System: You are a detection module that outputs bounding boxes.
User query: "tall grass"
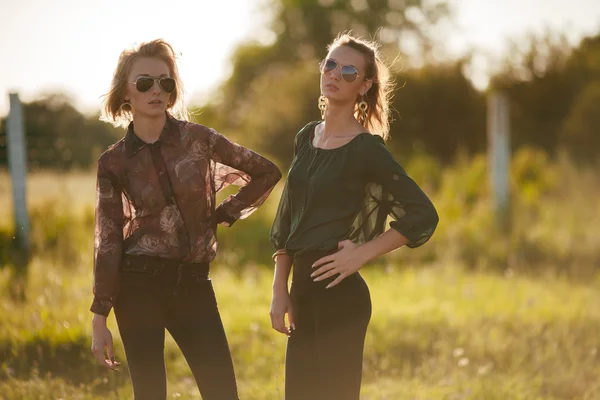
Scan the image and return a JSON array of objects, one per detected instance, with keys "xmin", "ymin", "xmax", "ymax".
[
  {"xmin": 2, "ymin": 147, "xmax": 598, "ymax": 278},
  {"xmin": 0, "ymin": 150, "xmax": 599, "ymax": 399}
]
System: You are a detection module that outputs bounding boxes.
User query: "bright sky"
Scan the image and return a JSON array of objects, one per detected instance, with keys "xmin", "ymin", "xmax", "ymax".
[
  {"xmin": 0, "ymin": 0, "xmax": 271, "ymax": 117},
  {"xmin": 1, "ymin": 0, "xmax": 599, "ymax": 117}
]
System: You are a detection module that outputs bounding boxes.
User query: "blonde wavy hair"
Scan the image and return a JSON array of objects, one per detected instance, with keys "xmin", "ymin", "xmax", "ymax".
[
  {"xmin": 100, "ymin": 39, "xmax": 189, "ymax": 128},
  {"xmin": 327, "ymin": 33, "xmax": 395, "ymax": 141}
]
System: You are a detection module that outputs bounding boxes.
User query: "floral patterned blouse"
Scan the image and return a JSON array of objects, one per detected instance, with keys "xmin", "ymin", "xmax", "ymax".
[{"xmin": 91, "ymin": 114, "xmax": 282, "ymax": 316}]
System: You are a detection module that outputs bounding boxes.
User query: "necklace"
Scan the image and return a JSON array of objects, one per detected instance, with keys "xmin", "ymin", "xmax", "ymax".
[{"xmin": 315, "ymin": 128, "xmax": 360, "ymax": 140}]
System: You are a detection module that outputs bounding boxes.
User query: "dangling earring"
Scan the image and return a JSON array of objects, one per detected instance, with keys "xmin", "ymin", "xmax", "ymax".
[
  {"xmin": 120, "ymin": 99, "xmax": 132, "ymax": 113},
  {"xmin": 358, "ymin": 95, "xmax": 368, "ymax": 124},
  {"xmin": 318, "ymin": 94, "xmax": 327, "ymax": 120}
]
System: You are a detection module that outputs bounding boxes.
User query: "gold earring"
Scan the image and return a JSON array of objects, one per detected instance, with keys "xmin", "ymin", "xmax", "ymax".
[
  {"xmin": 318, "ymin": 94, "xmax": 327, "ymax": 120},
  {"xmin": 120, "ymin": 99, "xmax": 132, "ymax": 113},
  {"xmin": 358, "ymin": 96, "xmax": 368, "ymax": 124}
]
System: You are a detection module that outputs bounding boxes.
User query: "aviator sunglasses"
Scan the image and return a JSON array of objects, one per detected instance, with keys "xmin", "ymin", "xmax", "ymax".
[
  {"xmin": 130, "ymin": 76, "xmax": 176, "ymax": 93},
  {"xmin": 319, "ymin": 58, "xmax": 361, "ymax": 83}
]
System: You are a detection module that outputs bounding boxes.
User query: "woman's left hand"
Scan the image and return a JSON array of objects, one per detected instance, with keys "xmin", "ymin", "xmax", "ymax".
[{"xmin": 311, "ymin": 240, "xmax": 364, "ymax": 288}]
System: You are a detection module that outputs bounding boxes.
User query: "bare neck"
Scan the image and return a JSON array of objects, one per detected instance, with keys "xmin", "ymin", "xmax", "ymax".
[
  {"xmin": 132, "ymin": 112, "xmax": 167, "ymax": 143},
  {"xmin": 322, "ymin": 101, "xmax": 363, "ymax": 138}
]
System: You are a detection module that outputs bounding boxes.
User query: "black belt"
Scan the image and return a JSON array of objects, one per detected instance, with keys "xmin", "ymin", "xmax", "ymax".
[{"xmin": 121, "ymin": 254, "xmax": 209, "ymax": 296}]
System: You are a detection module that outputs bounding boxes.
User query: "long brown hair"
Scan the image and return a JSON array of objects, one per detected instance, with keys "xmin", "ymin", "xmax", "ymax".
[
  {"xmin": 327, "ymin": 33, "xmax": 395, "ymax": 141},
  {"xmin": 100, "ymin": 39, "xmax": 189, "ymax": 128}
]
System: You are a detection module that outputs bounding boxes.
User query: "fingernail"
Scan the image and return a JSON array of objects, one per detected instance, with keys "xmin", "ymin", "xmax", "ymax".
[{"xmin": 292, "ymin": 323, "xmax": 296, "ymax": 330}]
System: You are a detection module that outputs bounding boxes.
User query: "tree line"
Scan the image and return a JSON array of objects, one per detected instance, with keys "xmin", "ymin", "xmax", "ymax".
[{"xmin": 1, "ymin": 1, "xmax": 598, "ymax": 170}]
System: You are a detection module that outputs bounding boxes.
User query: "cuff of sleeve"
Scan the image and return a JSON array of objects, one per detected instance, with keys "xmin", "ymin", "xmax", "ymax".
[
  {"xmin": 215, "ymin": 206, "xmax": 237, "ymax": 227},
  {"xmin": 90, "ymin": 297, "xmax": 113, "ymax": 317},
  {"xmin": 390, "ymin": 222, "xmax": 426, "ymax": 249}
]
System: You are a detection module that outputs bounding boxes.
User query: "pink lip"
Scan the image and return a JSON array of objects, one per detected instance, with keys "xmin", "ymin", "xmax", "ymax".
[
  {"xmin": 148, "ymin": 100, "xmax": 163, "ymax": 105},
  {"xmin": 325, "ymin": 83, "xmax": 339, "ymax": 91}
]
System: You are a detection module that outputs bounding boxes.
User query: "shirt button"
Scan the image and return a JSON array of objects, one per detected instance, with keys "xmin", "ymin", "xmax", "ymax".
[{"xmin": 159, "ymin": 170, "xmax": 165, "ymax": 176}]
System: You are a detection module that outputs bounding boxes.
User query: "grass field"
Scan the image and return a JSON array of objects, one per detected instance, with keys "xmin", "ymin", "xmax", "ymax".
[{"xmin": 0, "ymin": 150, "xmax": 599, "ymax": 399}]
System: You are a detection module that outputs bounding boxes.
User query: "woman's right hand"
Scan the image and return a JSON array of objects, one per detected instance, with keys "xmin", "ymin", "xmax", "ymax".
[
  {"xmin": 91, "ymin": 314, "xmax": 120, "ymax": 370},
  {"xmin": 270, "ymin": 289, "xmax": 295, "ymax": 336}
]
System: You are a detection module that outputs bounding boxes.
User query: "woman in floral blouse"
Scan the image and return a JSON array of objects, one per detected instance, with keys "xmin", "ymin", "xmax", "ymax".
[
  {"xmin": 269, "ymin": 33, "xmax": 439, "ymax": 399},
  {"xmin": 90, "ymin": 39, "xmax": 281, "ymax": 400}
]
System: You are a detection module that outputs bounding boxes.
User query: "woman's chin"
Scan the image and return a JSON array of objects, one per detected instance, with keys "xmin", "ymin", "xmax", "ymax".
[
  {"xmin": 321, "ymin": 89, "xmax": 338, "ymax": 99},
  {"xmin": 322, "ymin": 93, "xmax": 352, "ymax": 105},
  {"xmin": 138, "ymin": 107, "xmax": 167, "ymax": 117}
]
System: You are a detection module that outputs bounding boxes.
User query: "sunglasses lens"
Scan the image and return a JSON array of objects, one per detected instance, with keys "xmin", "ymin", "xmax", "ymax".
[
  {"xmin": 341, "ymin": 66, "xmax": 358, "ymax": 83},
  {"xmin": 322, "ymin": 59, "xmax": 337, "ymax": 73},
  {"xmin": 160, "ymin": 78, "xmax": 176, "ymax": 93},
  {"xmin": 136, "ymin": 78, "xmax": 155, "ymax": 92}
]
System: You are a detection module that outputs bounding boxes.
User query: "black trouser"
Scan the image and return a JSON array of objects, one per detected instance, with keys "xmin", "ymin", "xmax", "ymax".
[
  {"xmin": 286, "ymin": 249, "xmax": 372, "ymax": 400},
  {"xmin": 113, "ymin": 255, "xmax": 239, "ymax": 400}
]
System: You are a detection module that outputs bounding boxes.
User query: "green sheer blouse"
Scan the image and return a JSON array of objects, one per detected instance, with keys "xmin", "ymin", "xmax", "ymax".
[{"xmin": 270, "ymin": 121, "xmax": 439, "ymax": 256}]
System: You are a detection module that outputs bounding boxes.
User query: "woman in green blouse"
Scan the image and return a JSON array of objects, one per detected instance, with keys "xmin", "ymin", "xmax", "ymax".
[{"xmin": 269, "ymin": 33, "xmax": 439, "ymax": 399}]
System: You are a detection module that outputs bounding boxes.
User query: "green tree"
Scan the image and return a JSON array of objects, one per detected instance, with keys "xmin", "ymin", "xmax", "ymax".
[
  {"xmin": 560, "ymin": 80, "xmax": 600, "ymax": 161},
  {"xmin": 389, "ymin": 59, "xmax": 486, "ymax": 162},
  {"xmin": 491, "ymin": 32, "xmax": 600, "ymax": 158},
  {"xmin": 198, "ymin": 0, "xmax": 453, "ymax": 166},
  {"xmin": 0, "ymin": 93, "xmax": 122, "ymax": 170}
]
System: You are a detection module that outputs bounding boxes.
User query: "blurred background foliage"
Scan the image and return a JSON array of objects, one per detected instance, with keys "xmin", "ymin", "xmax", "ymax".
[
  {"xmin": 1, "ymin": 1, "xmax": 599, "ymax": 398},
  {"xmin": 2, "ymin": 1, "xmax": 600, "ymax": 170}
]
